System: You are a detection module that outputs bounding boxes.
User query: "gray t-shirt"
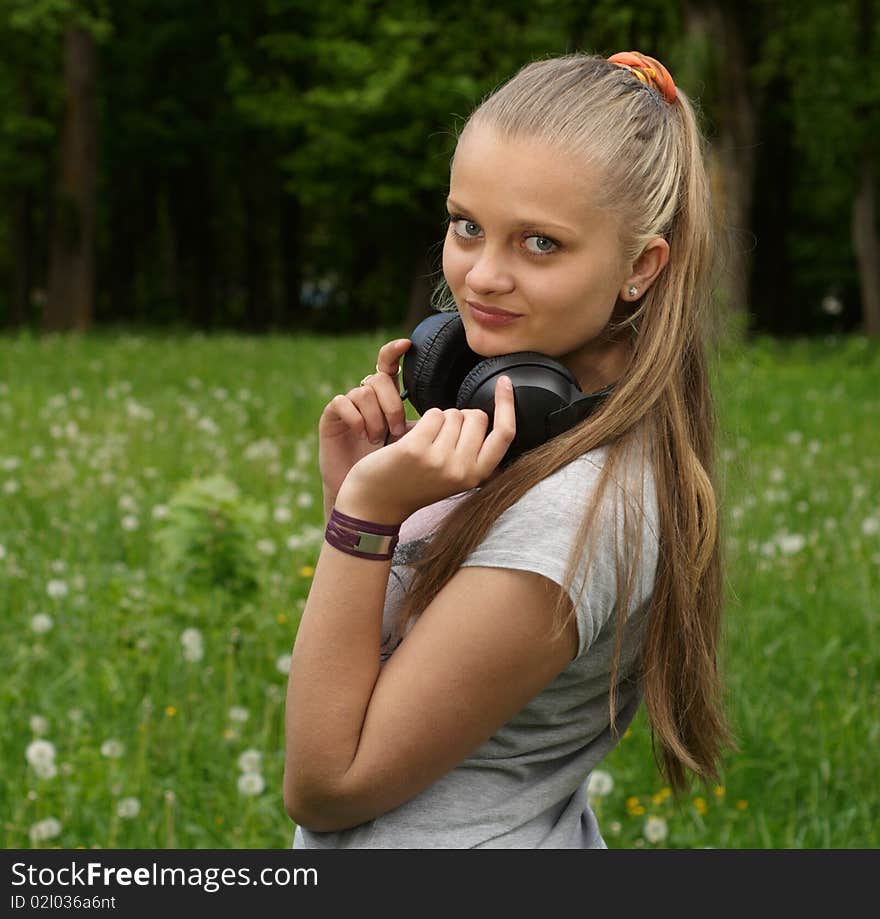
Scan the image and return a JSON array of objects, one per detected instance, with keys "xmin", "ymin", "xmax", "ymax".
[{"xmin": 293, "ymin": 442, "xmax": 659, "ymax": 849}]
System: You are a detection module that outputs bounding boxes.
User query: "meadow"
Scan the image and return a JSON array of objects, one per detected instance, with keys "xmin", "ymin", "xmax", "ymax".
[{"xmin": 1, "ymin": 329, "xmax": 878, "ymax": 849}]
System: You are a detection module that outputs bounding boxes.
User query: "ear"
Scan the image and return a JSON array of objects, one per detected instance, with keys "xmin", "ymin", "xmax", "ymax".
[{"xmin": 621, "ymin": 238, "xmax": 670, "ymax": 300}]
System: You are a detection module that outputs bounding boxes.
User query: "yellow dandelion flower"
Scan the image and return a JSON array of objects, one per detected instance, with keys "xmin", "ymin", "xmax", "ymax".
[
  {"xmin": 736, "ymin": 800, "xmax": 749, "ymax": 810},
  {"xmin": 631, "ymin": 805, "xmax": 646, "ymax": 816},
  {"xmin": 215, "ymin": 816, "xmax": 224, "ymax": 825},
  {"xmin": 223, "ymin": 727, "xmax": 236, "ymax": 740},
  {"xmin": 660, "ymin": 787, "xmax": 671, "ymax": 800},
  {"xmin": 694, "ymin": 797, "xmax": 708, "ymax": 815},
  {"xmin": 298, "ymin": 565, "xmax": 315, "ymax": 578},
  {"xmin": 626, "ymin": 796, "xmax": 641, "ymax": 809},
  {"xmin": 164, "ymin": 705, "xmax": 177, "ymax": 718},
  {"xmin": 713, "ymin": 786, "xmax": 725, "ymax": 798},
  {"xmin": 652, "ymin": 793, "xmax": 665, "ymax": 805},
  {"xmin": 276, "ymin": 613, "xmax": 289, "ymax": 625}
]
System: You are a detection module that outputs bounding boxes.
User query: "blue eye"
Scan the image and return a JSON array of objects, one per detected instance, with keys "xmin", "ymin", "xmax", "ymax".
[
  {"xmin": 449, "ymin": 217, "xmax": 482, "ymax": 239},
  {"xmin": 525, "ymin": 236, "xmax": 558, "ymax": 254},
  {"xmin": 447, "ymin": 213, "xmax": 560, "ymax": 257}
]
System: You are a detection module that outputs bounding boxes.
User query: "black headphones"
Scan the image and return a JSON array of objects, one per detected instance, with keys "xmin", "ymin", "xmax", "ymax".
[{"xmin": 401, "ymin": 311, "xmax": 616, "ymax": 467}]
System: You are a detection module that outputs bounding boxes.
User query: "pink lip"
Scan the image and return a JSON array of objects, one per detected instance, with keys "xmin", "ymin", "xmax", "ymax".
[{"xmin": 466, "ymin": 300, "xmax": 521, "ymax": 317}]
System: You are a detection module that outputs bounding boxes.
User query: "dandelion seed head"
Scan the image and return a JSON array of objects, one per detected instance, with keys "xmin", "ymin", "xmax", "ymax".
[
  {"xmin": 644, "ymin": 816, "xmax": 668, "ymax": 844},
  {"xmin": 29, "ymin": 817, "xmax": 61, "ymax": 842},
  {"xmin": 586, "ymin": 769, "xmax": 614, "ymax": 798},
  {"xmin": 237, "ymin": 749, "xmax": 262, "ymax": 773},
  {"xmin": 26, "ymin": 739, "xmax": 57, "ymax": 768},
  {"xmin": 46, "ymin": 579, "xmax": 68, "ymax": 599},
  {"xmin": 237, "ymin": 772, "xmax": 266, "ymax": 796},
  {"xmin": 30, "ymin": 613, "xmax": 54, "ymax": 634},
  {"xmin": 862, "ymin": 516, "xmax": 879, "ymax": 537},
  {"xmin": 116, "ymin": 797, "xmax": 141, "ymax": 819},
  {"xmin": 33, "ymin": 760, "xmax": 58, "ymax": 779},
  {"xmin": 100, "ymin": 739, "xmax": 124, "ymax": 759}
]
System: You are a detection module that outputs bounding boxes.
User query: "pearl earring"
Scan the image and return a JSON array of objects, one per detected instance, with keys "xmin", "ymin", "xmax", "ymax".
[{"xmin": 628, "ymin": 286, "xmax": 638, "ymax": 298}]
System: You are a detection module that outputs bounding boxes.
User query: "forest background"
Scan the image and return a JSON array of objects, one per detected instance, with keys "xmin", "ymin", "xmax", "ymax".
[
  {"xmin": 1, "ymin": 0, "xmax": 878, "ymax": 339},
  {"xmin": 2, "ymin": 0, "xmax": 879, "ymax": 851}
]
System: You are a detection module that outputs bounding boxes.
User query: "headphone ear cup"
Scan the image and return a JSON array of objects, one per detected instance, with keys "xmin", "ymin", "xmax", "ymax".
[
  {"xmin": 457, "ymin": 353, "xmax": 582, "ymax": 462},
  {"xmin": 401, "ymin": 312, "xmax": 482, "ymax": 415}
]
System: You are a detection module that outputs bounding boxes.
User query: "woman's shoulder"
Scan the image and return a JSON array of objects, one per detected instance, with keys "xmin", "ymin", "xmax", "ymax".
[{"xmin": 506, "ymin": 438, "xmax": 658, "ymax": 539}]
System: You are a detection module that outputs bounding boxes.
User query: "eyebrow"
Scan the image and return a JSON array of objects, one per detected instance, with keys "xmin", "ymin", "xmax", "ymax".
[{"xmin": 445, "ymin": 198, "xmax": 578, "ymax": 234}]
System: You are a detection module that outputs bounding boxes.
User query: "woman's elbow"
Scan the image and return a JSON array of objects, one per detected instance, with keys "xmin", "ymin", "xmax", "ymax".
[{"xmin": 283, "ymin": 776, "xmax": 362, "ymax": 833}]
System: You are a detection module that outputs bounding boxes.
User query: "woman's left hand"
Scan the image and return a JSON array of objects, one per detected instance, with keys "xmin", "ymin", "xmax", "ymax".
[{"xmin": 335, "ymin": 375, "xmax": 516, "ymax": 525}]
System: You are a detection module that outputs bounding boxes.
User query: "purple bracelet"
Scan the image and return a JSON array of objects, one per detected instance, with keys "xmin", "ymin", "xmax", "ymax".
[{"xmin": 325, "ymin": 507, "xmax": 401, "ymax": 561}]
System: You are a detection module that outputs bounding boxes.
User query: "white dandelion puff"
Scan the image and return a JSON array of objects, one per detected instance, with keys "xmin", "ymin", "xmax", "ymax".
[
  {"xmin": 275, "ymin": 653, "xmax": 291, "ymax": 675},
  {"xmin": 586, "ymin": 769, "xmax": 614, "ymax": 798},
  {"xmin": 237, "ymin": 749, "xmax": 263, "ymax": 773},
  {"xmin": 644, "ymin": 815, "xmax": 669, "ymax": 844},
  {"xmin": 30, "ymin": 715, "xmax": 49, "ymax": 735},
  {"xmin": 30, "ymin": 613, "xmax": 54, "ymax": 634},
  {"xmin": 862, "ymin": 517, "xmax": 879, "ymax": 537},
  {"xmin": 181, "ymin": 628, "xmax": 204, "ymax": 663},
  {"xmin": 152, "ymin": 504, "xmax": 169, "ymax": 520},
  {"xmin": 296, "ymin": 492, "xmax": 314, "ymax": 508},
  {"xmin": 244, "ymin": 438, "xmax": 280, "ymax": 462},
  {"xmin": 26, "ymin": 739, "xmax": 57, "ymax": 768},
  {"xmin": 228, "ymin": 706, "xmax": 250, "ymax": 724},
  {"xmin": 237, "ymin": 771, "xmax": 265, "ymax": 796},
  {"xmin": 46, "ymin": 579, "xmax": 68, "ymax": 599},
  {"xmin": 116, "ymin": 797, "xmax": 141, "ymax": 819},
  {"xmin": 29, "ymin": 817, "xmax": 62, "ymax": 843},
  {"xmin": 273, "ymin": 506, "xmax": 293, "ymax": 524},
  {"xmin": 197, "ymin": 416, "xmax": 220, "ymax": 436},
  {"xmin": 777, "ymin": 533, "xmax": 806, "ymax": 556},
  {"xmin": 121, "ymin": 515, "xmax": 139, "ymax": 531},
  {"xmin": 256, "ymin": 539, "xmax": 277, "ymax": 556},
  {"xmin": 33, "ymin": 760, "xmax": 58, "ymax": 780},
  {"xmin": 100, "ymin": 739, "xmax": 124, "ymax": 759}
]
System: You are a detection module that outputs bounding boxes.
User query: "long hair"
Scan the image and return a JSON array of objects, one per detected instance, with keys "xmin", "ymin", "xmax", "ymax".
[{"xmin": 405, "ymin": 52, "xmax": 738, "ymax": 797}]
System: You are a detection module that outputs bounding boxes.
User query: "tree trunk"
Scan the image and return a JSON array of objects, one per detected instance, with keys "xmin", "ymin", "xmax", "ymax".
[
  {"xmin": 11, "ymin": 187, "xmax": 34, "ymax": 329},
  {"xmin": 404, "ymin": 239, "xmax": 440, "ymax": 333},
  {"xmin": 852, "ymin": 0, "xmax": 880, "ymax": 336},
  {"xmin": 45, "ymin": 25, "xmax": 98, "ymax": 332},
  {"xmin": 687, "ymin": 0, "xmax": 757, "ymax": 329},
  {"xmin": 280, "ymin": 191, "xmax": 303, "ymax": 330},
  {"xmin": 853, "ymin": 152, "xmax": 880, "ymax": 337}
]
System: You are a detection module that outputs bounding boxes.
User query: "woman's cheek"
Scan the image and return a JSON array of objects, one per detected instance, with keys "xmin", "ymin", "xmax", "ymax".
[{"xmin": 442, "ymin": 234, "xmax": 470, "ymax": 290}]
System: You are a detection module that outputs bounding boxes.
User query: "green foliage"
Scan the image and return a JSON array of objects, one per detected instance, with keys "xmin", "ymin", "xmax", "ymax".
[
  {"xmin": 0, "ymin": 330, "xmax": 878, "ymax": 847},
  {"xmin": 153, "ymin": 474, "xmax": 269, "ymax": 601},
  {"xmin": 0, "ymin": 0, "xmax": 878, "ymax": 331}
]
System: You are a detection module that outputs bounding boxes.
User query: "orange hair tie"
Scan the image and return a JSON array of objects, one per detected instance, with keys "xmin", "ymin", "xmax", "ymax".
[{"xmin": 607, "ymin": 51, "xmax": 677, "ymax": 104}]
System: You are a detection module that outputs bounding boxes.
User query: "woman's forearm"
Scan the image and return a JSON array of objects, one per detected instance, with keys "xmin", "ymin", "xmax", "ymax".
[{"xmin": 284, "ymin": 488, "xmax": 401, "ymax": 818}]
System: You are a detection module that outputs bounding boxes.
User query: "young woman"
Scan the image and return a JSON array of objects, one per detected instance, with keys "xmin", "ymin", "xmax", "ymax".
[{"xmin": 283, "ymin": 50, "xmax": 737, "ymax": 848}]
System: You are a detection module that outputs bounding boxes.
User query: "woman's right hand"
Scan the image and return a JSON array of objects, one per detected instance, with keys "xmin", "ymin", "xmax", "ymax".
[{"xmin": 318, "ymin": 338, "xmax": 416, "ymax": 500}]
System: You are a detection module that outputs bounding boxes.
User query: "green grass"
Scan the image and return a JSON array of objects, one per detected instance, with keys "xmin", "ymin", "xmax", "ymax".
[{"xmin": 1, "ymin": 329, "xmax": 878, "ymax": 849}]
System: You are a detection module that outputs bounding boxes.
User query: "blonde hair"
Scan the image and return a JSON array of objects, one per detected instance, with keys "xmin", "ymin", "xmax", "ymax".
[{"xmin": 412, "ymin": 52, "xmax": 738, "ymax": 797}]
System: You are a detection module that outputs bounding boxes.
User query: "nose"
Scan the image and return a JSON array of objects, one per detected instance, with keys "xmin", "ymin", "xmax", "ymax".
[{"xmin": 465, "ymin": 244, "xmax": 515, "ymax": 296}]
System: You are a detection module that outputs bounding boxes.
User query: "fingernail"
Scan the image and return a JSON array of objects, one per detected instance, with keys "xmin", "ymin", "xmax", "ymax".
[{"xmin": 500, "ymin": 376, "xmax": 512, "ymax": 389}]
